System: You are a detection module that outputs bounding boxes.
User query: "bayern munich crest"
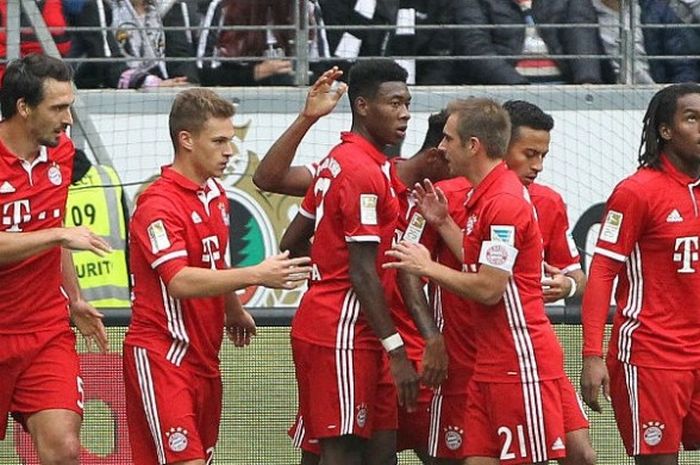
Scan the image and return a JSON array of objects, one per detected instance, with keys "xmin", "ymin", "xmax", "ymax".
[
  {"xmin": 166, "ymin": 427, "xmax": 189, "ymax": 452},
  {"xmin": 642, "ymin": 421, "xmax": 665, "ymax": 447},
  {"xmin": 356, "ymin": 404, "xmax": 368, "ymax": 428},
  {"xmin": 48, "ymin": 163, "xmax": 62, "ymax": 186},
  {"xmin": 444, "ymin": 426, "xmax": 463, "ymax": 450}
]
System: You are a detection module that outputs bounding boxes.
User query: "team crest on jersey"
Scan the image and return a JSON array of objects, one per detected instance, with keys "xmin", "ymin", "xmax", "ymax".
[
  {"xmin": 490, "ymin": 225, "xmax": 515, "ymax": 246},
  {"xmin": 642, "ymin": 421, "xmax": 665, "ymax": 446},
  {"xmin": 147, "ymin": 220, "xmax": 171, "ymax": 253},
  {"xmin": 600, "ymin": 210, "xmax": 623, "ymax": 244},
  {"xmin": 466, "ymin": 214, "xmax": 477, "ymax": 236},
  {"xmin": 166, "ymin": 427, "xmax": 189, "ymax": 452},
  {"xmin": 48, "ymin": 162, "xmax": 62, "ymax": 186},
  {"xmin": 360, "ymin": 194, "xmax": 378, "ymax": 225},
  {"xmin": 403, "ymin": 213, "xmax": 426, "ymax": 243},
  {"xmin": 356, "ymin": 404, "xmax": 368, "ymax": 428},
  {"xmin": 444, "ymin": 425, "xmax": 463, "ymax": 450}
]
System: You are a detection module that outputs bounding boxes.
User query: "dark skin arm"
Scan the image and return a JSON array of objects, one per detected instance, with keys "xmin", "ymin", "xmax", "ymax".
[
  {"xmin": 253, "ymin": 67, "xmax": 347, "ymax": 196},
  {"xmin": 279, "ymin": 213, "xmax": 314, "ymax": 258},
  {"xmin": 348, "ymin": 242, "xmax": 419, "ymax": 411},
  {"xmin": 396, "ymin": 269, "xmax": 447, "ymax": 388}
]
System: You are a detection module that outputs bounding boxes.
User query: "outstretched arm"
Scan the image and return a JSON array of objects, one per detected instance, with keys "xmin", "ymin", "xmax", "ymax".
[
  {"xmin": 0, "ymin": 226, "xmax": 111, "ymax": 266},
  {"xmin": 253, "ymin": 67, "xmax": 347, "ymax": 196}
]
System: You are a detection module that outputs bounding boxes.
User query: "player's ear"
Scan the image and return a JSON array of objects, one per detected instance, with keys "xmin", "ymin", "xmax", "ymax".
[
  {"xmin": 16, "ymin": 98, "xmax": 29, "ymax": 118},
  {"xmin": 659, "ymin": 123, "xmax": 672, "ymax": 141},
  {"xmin": 354, "ymin": 96, "xmax": 369, "ymax": 117},
  {"xmin": 178, "ymin": 130, "xmax": 194, "ymax": 151}
]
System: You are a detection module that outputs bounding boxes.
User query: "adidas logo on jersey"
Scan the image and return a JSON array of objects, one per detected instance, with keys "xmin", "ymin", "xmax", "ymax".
[
  {"xmin": 0, "ymin": 181, "xmax": 15, "ymax": 194},
  {"xmin": 667, "ymin": 209, "xmax": 684, "ymax": 223},
  {"xmin": 551, "ymin": 436, "xmax": 565, "ymax": 451}
]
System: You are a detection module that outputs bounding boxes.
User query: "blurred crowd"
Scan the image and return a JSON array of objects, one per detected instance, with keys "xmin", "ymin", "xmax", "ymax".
[{"xmin": 3, "ymin": 0, "xmax": 700, "ymax": 88}]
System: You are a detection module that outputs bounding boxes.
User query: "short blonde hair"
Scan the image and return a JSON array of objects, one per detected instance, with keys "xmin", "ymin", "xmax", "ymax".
[
  {"xmin": 169, "ymin": 88, "xmax": 235, "ymax": 150},
  {"xmin": 447, "ymin": 98, "xmax": 511, "ymax": 159}
]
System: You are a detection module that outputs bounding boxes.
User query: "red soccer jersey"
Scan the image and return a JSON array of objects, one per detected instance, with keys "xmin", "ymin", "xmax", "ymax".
[
  {"xmin": 462, "ymin": 163, "xmax": 565, "ymax": 382},
  {"xmin": 382, "ymin": 158, "xmax": 441, "ymax": 363},
  {"xmin": 430, "ymin": 177, "xmax": 476, "ymax": 394},
  {"xmin": 584, "ymin": 155, "xmax": 700, "ymax": 369},
  {"xmin": 125, "ymin": 167, "xmax": 230, "ymax": 377},
  {"xmin": 0, "ymin": 133, "xmax": 74, "ymax": 333},
  {"xmin": 529, "ymin": 182, "xmax": 581, "ymax": 273},
  {"xmin": 292, "ymin": 132, "xmax": 399, "ymax": 351}
]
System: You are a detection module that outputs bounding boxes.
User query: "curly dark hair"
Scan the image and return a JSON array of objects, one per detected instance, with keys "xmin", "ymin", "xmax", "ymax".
[{"xmin": 639, "ymin": 83, "xmax": 700, "ymax": 169}]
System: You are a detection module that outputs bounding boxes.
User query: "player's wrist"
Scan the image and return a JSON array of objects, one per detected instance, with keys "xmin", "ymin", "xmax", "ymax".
[
  {"xmin": 381, "ymin": 332, "xmax": 404, "ymax": 353},
  {"xmin": 565, "ymin": 276, "xmax": 577, "ymax": 298}
]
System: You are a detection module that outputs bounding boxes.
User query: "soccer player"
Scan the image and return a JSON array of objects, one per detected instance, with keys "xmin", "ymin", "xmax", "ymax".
[
  {"xmin": 258, "ymin": 68, "xmax": 450, "ymax": 464},
  {"xmin": 123, "ymin": 88, "xmax": 312, "ymax": 465},
  {"xmin": 280, "ymin": 60, "xmax": 420, "ymax": 465},
  {"xmin": 0, "ymin": 54, "xmax": 112, "ymax": 465},
  {"xmin": 385, "ymin": 98, "xmax": 576, "ymax": 464},
  {"xmin": 581, "ymin": 83, "xmax": 700, "ymax": 464},
  {"xmin": 502, "ymin": 100, "xmax": 587, "ymax": 302}
]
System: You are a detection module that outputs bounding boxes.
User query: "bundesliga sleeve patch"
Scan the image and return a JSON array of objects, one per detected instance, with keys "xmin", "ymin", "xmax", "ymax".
[
  {"xmin": 360, "ymin": 194, "xmax": 378, "ymax": 225},
  {"xmin": 147, "ymin": 220, "xmax": 171, "ymax": 253},
  {"xmin": 490, "ymin": 225, "xmax": 515, "ymax": 246},
  {"xmin": 478, "ymin": 240, "xmax": 518, "ymax": 273},
  {"xmin": 403, "ymin": 212, "xmax": 426, "ymax": 243},
  {"xmin": 599, "ymin": 210, "xmax": 623, "ymax": 244}
]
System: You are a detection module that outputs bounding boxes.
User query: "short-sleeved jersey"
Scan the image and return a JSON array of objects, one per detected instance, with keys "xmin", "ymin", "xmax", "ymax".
[
  {"xmin": 430, "ymin": 176, "xmax": 476, "ymax": 394},
  {"xmin": 529, "ymin": 182, "xmax": 581, "ymax": 273},
  {"xmin": 588, "ymin": 155, "xmax": 700, "ymax": 369},
  {"xmin": 0, "ymin": 133, "xmax": 74, "ymax": 333},
  {"xmin": 292, "ymin": 132, "xmax": 399, "ymax": 351},
  {"xmin": 462, "ymin": 163, "xmax": 565, "ymax": 382},
  {"xmin": 383, "ymin": 158, "xmax": 441, "ymax": 362},
  {"xmin": 125, "ymin": 167, "xmax": 230, "ymax": 377}
]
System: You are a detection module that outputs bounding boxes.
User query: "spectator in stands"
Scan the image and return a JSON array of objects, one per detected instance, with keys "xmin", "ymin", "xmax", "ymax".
[
  {"xmin": 459, "ymin": 0, "xmax": 605, "ymax": 85},
  {"xmin": 0, "ymin": 0, "xmax": 71, "ymax": 82},
  {"xmin": 197, "ymin": 0, "xmax": 302, "ymax": 86},
  {"xmin": 387, "ymin": 0, "xmax": 472, "ymax": 85},
  {"xmin": 68, "ymin": 0, "xmax": 198, "ymax": 89},
  {"xmin": 592, "ymin": 0, "xmax": 655, "ymax": 83},
  {"xmin": 639, "ymin": 0, "xmax": 700, "ymax": 83}
]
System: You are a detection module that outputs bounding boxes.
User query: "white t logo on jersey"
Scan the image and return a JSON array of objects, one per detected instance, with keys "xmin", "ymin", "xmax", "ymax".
[
  {"xmin": 2, "ymin": 199, "xmax": 31, "ymax": 231},
  {"xmin": 673, "ymin": 236, "xmax": 699, "ymax": 273},
  {"xmin": 201, "ymin": 235, "xmax": 221, "ymax": 270}
]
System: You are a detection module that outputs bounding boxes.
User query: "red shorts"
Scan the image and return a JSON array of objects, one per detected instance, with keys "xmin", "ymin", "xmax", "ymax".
[
  {"xmin": 427, "ymin": 389, "xmax": 469, "ymax": 459},
  {"xmin": 292, "ymin": 338, "xmax": 397, "ymax": 441},
  {"xmin": 560, "ymin": 376, "xmax": 589, "ymax": 433},
  {"xmin": 123, "ymin": 344, "xmax": 222, "ymax": 465},
  {"xmin": 396, "ymin": 387, "xmax": 432, "ymax": 452},
  {"xmin": 608, "ymin": 358, "xmax": 700, "ymax": 456},
  {"xmin": 0, "ymin": 328, "xmax": 82, "ymax": 439},
  {"xmin": 464, "ymin": 378, "xmax": 568, "ymax": 464}
]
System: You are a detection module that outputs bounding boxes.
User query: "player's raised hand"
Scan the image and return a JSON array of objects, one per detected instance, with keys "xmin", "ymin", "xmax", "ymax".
[
  {"xmin": 60, "ymin": 226, "xmax": 112, "ymax": 256},
  {"xmin": 254, "ymin": 250, "xmax": 312, "ymax": 289},
  {"xmin": 383, "ymin": 241, "xmax": 433, "ymax": 277},
  {"xmin": 301, "ymin": 66, "xmax": 347, "ymax": 120},
  {"xmin": 388, "ymin": 347, "xmax": 420, "ymax": 412},
  {"xmin": 69, "ymin": 299, "xmax": 109, "ymax": 353},
  {"xmin": 226, "ymin": 309, "xmax": 257, "ymax": 348},
  {"xmin": 421, "ymin": 334, "xmax": 448, "ymax": 388},
  {"xmin": 580, "ymin": 355, "xmax": 611, "ymax": 413},
  {"xmin": 414, "ymin": 179, "xmax": 449, "ymax": 227}
]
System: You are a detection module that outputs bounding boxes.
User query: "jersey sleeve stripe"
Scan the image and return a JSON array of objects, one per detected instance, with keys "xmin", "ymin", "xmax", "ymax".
[
  {"xmin": 150, "ymin": 250, "xmax": 188, "ymax": 269},
  {"xmin": 344, "ymin": 235, "xmax": 381, "ymax": 243},
  {"xmin": 299, "ymin": 208, "xmax": 315, "ymax": 219},
  {"xmin": 594, "ymin": 246, "xmax": 627, "ymax": 262},
  {"xmin": 561, "ymin": 263, "xmax": 582, "ymax": 274}
]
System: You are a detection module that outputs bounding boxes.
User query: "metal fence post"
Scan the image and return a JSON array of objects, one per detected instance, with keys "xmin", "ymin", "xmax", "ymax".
[
  {"xmin": 294, "ymin": 0, "xmax": 310, "ymax": 87},
  {"xmin": 6, "ymin": 0, "xmax": 20, "ymax": 61}
]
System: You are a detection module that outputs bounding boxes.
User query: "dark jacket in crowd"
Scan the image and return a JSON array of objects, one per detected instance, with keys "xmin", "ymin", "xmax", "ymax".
[
  {"xmin": 460, "ymin": 0, "xmax": 604, "ymax": 84},
  {"xmin": 387, "ymin": 0, "xmax": 472, "ymax": 85},
  {"xmin": 639, "ymin": 0, "xmax": 700, "ymax": 83}
]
